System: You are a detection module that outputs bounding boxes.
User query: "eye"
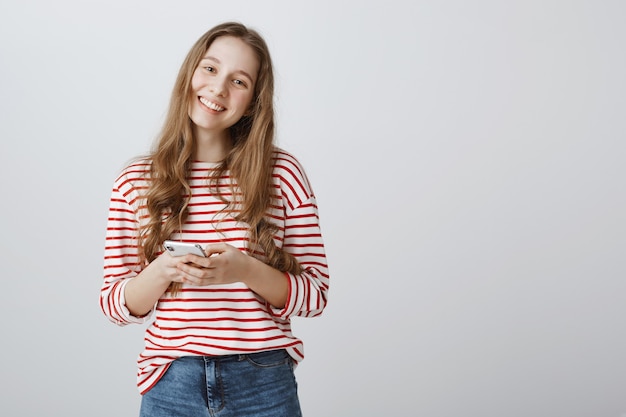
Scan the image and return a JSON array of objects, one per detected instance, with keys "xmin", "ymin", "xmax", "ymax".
[
  {"xmin": 233, "ymin": 79, "xmax": 247, "ymax": 87},
  {"xmin": 204, "ymin": 66, "xmax": 215, "ymax": 73}
]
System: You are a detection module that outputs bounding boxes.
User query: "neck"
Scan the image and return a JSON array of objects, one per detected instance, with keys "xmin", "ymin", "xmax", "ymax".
[{"xmin": 193, "ymin": 129, "xmax": 231, "ymax": 163}]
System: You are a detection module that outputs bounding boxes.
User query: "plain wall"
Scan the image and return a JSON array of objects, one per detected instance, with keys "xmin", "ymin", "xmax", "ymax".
[{"xmin": 1, "ymin": 0, "xmax": 624, "ymax": 416}]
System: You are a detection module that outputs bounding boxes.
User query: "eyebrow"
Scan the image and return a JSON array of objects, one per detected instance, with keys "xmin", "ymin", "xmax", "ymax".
[{"xmin": 201, "ymin": 56, "xmax": 255, "ymax": 83}]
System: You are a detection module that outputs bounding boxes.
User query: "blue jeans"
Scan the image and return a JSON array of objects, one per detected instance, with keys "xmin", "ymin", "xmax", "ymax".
[{"xmin": 139, "ymin": 349, "xmax": 302, "ymax": 417}]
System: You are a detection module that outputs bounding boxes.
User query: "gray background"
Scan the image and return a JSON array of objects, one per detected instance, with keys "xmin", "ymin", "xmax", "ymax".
[{"xmin": 1, "ymin": 0, "xmax": 624, "ymax": 416}]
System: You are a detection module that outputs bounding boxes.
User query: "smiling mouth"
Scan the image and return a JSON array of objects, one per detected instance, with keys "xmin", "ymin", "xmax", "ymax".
[{"xmin": 199, "ymin": 97, "xmax": 225, "ymax": 112}]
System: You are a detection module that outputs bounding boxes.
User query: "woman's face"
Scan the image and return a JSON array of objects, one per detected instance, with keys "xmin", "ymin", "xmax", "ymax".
[{"xmin": 188, "ymin": 36, "xmax": 260, "ymax": 140}]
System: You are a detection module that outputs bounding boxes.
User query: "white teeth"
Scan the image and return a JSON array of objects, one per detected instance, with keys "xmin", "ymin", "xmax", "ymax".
[{"xmin": 199, "ymin": 97, "xmax": 225, "ymax": 111}]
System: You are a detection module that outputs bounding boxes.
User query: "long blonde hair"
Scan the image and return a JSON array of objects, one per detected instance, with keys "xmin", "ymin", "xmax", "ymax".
[{"xmin": 139, "ymin": 22, "xmax": 302, "ymax": 293}]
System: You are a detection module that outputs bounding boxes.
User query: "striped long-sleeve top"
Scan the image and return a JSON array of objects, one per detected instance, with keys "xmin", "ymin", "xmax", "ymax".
[{"xmin": 100, "ymin": 149, "xmax": 330, "ymax": 394}]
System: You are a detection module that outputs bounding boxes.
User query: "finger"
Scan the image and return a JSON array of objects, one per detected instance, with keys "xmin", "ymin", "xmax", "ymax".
[
  {"xmin": 204, "ymin": 242, "xmax": 230, "ymax": 257},
  {"xmin": 180, "ymin": 254, "xmax": 214, "ymax": 268},
  {"xmin": 179, "ymin": 269, "xmax": 202, "ymax": 285},
  {"xmin": 177, "ymin": 261, "xmax": 214, "ymax": 279},
  {"xmin": 181, "ymin": 271, "xmax": 215, "ymax": 286}
]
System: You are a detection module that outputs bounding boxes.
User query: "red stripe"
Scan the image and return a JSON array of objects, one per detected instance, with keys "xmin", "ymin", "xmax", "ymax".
[
  {"xmin": 146, "ymin": 329, "xmax": 287, "ymax": 343},
  {"xmin": 153, "ymin": 325, "xmax": 283, "ymax": 332},
  {"xmin": 157, "ymin": 307, "xmax": 266, "ymax": 314}
]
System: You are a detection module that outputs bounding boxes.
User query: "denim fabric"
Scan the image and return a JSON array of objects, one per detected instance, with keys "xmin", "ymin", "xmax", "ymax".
[{"xmin": 139, "ymin": 349, "xmax": 302, "ymax": 417}]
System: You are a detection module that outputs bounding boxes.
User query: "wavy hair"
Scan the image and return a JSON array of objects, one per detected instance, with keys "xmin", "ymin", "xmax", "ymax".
[{"xmin": 139, "ymin": 22, "xmax": 302, "ymax": 294}]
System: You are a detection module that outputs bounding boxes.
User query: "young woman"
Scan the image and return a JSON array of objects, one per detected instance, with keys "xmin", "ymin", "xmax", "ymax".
[{"xmin": 100, "ymin": 22, "xmax": 329, "ymax": 417}]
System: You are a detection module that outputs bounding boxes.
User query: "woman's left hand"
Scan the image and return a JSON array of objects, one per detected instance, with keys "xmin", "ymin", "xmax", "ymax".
[{"xmin": 174, "ymin": 243, "xmax": 252, "ymax": 286}]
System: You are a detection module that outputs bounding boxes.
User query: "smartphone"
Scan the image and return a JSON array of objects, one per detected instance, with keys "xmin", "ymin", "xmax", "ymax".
[{"xmin": 163, "ymin": 240, "xmax": 206, "ymax": 257}]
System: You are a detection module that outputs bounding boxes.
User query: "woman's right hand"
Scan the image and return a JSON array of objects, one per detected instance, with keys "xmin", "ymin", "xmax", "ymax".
[
  {"xmin": 147, "ymin": 251, "xmax": 190, "ymax": 284},
  {"xmin": 123, "ymin": 251, "xmax": 193, "ymax": 317}
]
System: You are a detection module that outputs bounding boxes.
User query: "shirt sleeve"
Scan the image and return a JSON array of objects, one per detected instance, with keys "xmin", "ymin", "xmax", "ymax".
[
  {"xmin": 266, "ymin": 151, "xmax": 330, "ymax": 319},
  {"xmin": 99, "ymin": 170, "xmax": 153, "ymax": 326},
  {"xmin": 268, "ymin": 196, "xmax": 330, "ymax": 319}
]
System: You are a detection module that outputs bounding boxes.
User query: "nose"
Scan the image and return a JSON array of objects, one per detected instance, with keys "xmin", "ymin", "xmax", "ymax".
[{"xmin": 210, "ymin": 75, "xmax": 228, "ymax": 97}]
